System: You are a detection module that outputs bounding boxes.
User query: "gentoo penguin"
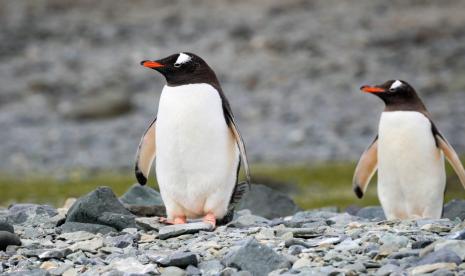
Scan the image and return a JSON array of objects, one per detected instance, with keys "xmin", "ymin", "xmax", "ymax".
[
  {"xmin": 353, "ymin": 80, "xmax": 465, "ymax": 219},
  {"xmin": 135, "ymin": 52, "xmax": 250, "ymax": 227}
]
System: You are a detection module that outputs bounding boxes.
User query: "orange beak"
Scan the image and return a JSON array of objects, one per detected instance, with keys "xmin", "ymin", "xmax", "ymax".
[
  {"xmin": 140, "ymin": 60, "xmax": 164, "ymax": 68},
  {"xmin": 360, "ymin": 85, "xmax": 385, "ymax": 93}
]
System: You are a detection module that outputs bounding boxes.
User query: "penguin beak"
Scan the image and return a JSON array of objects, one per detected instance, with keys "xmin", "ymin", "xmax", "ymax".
[
  {"xmin": 360, "ymin": 85, "xmax": 385, "ymax": 93},
  {"xmin": 140, "ymin": 60, "xmax": 165, "ymax": 68}
]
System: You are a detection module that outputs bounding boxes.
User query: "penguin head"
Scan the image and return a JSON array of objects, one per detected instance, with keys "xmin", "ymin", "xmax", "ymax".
[
  {"xmin": 360, "ymin": 80, "xmax": 421, "ymax": 107},
  {"xmin": 140, "ymin": 52, "xmax": 218, "ymax": 87}
]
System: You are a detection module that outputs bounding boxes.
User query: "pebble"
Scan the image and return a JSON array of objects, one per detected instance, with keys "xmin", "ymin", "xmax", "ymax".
[{"xmin": 158, "ymin": 222, "xmax": 213, "ymax": 240}]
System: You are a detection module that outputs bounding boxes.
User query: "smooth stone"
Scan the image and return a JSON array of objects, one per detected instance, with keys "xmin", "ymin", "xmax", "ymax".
[
  {"xmin": 157, "ymin": 252, "xmax": 198, "ymax": 268},
  {"xmin": 198, "ymin": 260, "xmax": 225, "ymax": 275},
  {"xmin": 379, "ymin": 232, "xmax": 409, "ymax": 248},
  {"xmin": 416, "ymin": 249, "xmax": 462, "ymax": 265},
  {"xmin": 229, "ymin": 214, "xmax": 271, "ymax": 228},
  {"xmin": 60, "ymin": 222, "xmax": 116, "ymax": 234},
  {"xmin": 158, "ymin": 222, "xmax": 213, "ymax": 240},
  {"xmin": 0, "ymin": 221, "xmax": 14, "ymax": 233},
  {"xmin": 292, "ymin": 258, "xmax": 312, "ymax": 269},
  {"xmin": 288, "ymin": 245, "xmax": 305, "ymax": 255},
  {"xmin": 161, "ymin": 266, "xmax": 187, "ymax": 276},
  {"xmin": 66, "ymin": 186, "xmax": 135, "ymax": 231},
  {"xmin": 434, "ymin": 240, "xmax": 465, "ymax": 260},
  {"xmin": 432, "ymin": 268, "xmax": 456, "ymax": 276},
  {"xmin": 222, "ymin": 238, "xmax": 291, "ymax": 275},
  {"xmin": 443, "ymin": 199, "xmax": 465, "ymax": 220},
  {"xmin": 238, "ymin": 184, "xmax": 301, "ymax": 219},
  {"xmin": 0, "ymin": 231, "xmax": 21, "ymax": 251},
  {"xmin": 410, "ymin": 263, "xmax": 457, "ymax": 275},
  {"xmin": 120, "ymin": 184, "xmax": 164, "ymax": 205},
  {"xmin": 412, "ymin": 239, "xmax": 434, "ymax": 249},
  {"xmin": 353, "ymin": 206, "xmax": 385, "ymax": 221},
  {"xmin": 334, "ymin": 238, "xmax": 359, "ymax": 251},
  {"xmin": 375, "ymin": 264, "xmax": 402, "ymax": 276}
]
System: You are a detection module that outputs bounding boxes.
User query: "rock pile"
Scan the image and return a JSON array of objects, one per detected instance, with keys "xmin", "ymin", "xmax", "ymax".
[{"xmin": 1, "ymin": 185, "xmax": 465, "ymax": 275}]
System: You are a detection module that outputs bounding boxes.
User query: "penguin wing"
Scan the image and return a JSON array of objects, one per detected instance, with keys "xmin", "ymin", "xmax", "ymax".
[
  {"xmin": 135, "ymin": 117, "xmax": 157, "ymax": 185},
  {"xmin": 228, "ymin": 116, "xmax": 251, "ymax": 186},
  {"xmin": 435, "ymin": 134, "xmax": 465, "ymax": 189},
  {"xmin": 353, "ymin": 136, "xmax": 378, "ymax": 198}
]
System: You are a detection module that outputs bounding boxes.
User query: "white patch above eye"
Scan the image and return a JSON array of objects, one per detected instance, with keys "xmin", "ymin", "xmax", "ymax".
[
  {"xmin": 175, "ymin": 53, "xmax": 191, "ymax": 65},
  {"xmin": 390, "ymin": 80, "xmax": 403, "ymax": 90}
]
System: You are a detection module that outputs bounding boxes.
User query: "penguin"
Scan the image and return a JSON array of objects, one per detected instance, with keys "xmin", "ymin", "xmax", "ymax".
[
  {"xmin": 353, "ymin": 80, "xmax": 465, "ymax": 219},
  {"xmin": 134, "ymin": 52, "xmax": 250, "ymax": 227}
]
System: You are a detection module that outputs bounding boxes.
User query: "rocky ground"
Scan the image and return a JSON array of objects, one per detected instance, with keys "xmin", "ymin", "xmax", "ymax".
[
  {"xmin": 1, "ymin": 1, "xmax": 465, "ymax": 173},
  {"xmin": 2, "ymin": 185, "xmax": 465, "ymax": 275}
]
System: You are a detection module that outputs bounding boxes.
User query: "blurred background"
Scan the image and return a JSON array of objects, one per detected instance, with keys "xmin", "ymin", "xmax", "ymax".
[{"xmin": 1, "ymin": 0, "xmax": 465, "ymax": 209}]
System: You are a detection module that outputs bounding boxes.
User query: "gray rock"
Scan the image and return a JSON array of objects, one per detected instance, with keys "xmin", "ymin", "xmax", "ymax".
[
  {"xmin": 229, "ymin": 214, "xmax": 271, "ymax": 228},
  {"xmin": 198, "ymin": 260, "xmax": 225, "ymax": 276},
  {"xmin": 375, "ymin": 264, "xmax": 402, "ymax": 276},
  {"xmin": 0, "ymin": 231, "xmax": 21, "ymax": 251},
  {"xmin": 60, "ymin": 222, "xmax": 116, "ymax": 234},
  {"xmin": 124, "ymin": 204, "xmax": 166, "ymax": 217},
  {"xmin": 105, "ymin": 233, "xmax": 135, "ymax": 248},
  {"xmin": 443, "ymin": 199, "xmax": 465, "ymax": 220},
  {"xmin": 66, "ymin": 187, "xmax": 135, "ymax": 231},
  {"xmin": 238, "ymin": 184, "xmax": 301, "ymax": 219},
  {"xmin": 120, "ymin": 184, "xmax": 163, "ymax": 206},
  {"xmin": 416, "ymin": 249, "xmax": 462, "ymax": 265},
  {"xmin": 186, "ymin": 265, "xmax": 201, "ymax": 276},
  {"xmin": 432, "ymin": 268, "xmax": 456, "ymax": 276},
  {"xmin": 38, "ymin": 248, "xmax": 72, "ymax": 260},
  {"xmin": 3, "ymin": 269, "xmax": 50, "ymax": 276},
  {"xmin": 222, "ymin": 238, "xmax": 291, "ymax": 275},
  {"xmin": 0, "ymin": 221, "xmax": 14, "ymax": 233},
  {"xmin": 8, "ymin": 204, "xmax": 58, "ymax": 226},
  {"xmin": 135, "ymin": 217, "xmax": 164, "ymax": 231},
  {"xmin": 434, "ymin": 240, "xmax": 465, "ymax": 260},
  {"xmin": 157, "ymin": 252, "xmax": 198, "ymax": 268},
  {"xmin": 158, "ymin": 222, "xmax": 213, "ymax": 240},
  {"xmin": 161, "ymin": 266, "xmax": 186, "ymax": 276},
  {"xmin": 356, "ymin": 206, "xmax": 386, "ymax": 220}
]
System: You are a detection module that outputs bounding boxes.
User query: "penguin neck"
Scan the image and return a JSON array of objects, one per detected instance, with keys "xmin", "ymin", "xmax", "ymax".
[{"xmin": 383, "ymin": 94, "xmax": 428, "ymax": 113}]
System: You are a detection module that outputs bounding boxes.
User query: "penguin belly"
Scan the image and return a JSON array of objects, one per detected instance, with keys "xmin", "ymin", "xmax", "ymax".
[
  {"xmin": 377, "ymin": 111, "xmax": 445, "ymax": 219},
  {"xmin": 155, "ymin": 84, "xmax": 240, "ymax": 220}
]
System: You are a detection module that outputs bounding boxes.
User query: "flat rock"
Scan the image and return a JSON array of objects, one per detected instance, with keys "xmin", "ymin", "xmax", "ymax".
[
  {"xmin": 120, "ymin": 184, "xmax": 164, "ymax": 206},
  {"xmin": 222, "ymin": 238, "xmax": 291, "ymax": 275},
  {"xmin": 157, "ymin": 252, "xmax": 198, "ymax": 268},
  {"xmin": 238, "ymin": 184, "xmax": 301, "ymax": 219},
  {"xmin": 135, "ymin": 217, "xmax": 164, "ymax": 231},
  {"xmin": 416, "ymin": 249, "xmax": 462, "ymax": 265},
  {"xmin": 158, "ymin": 222, "xmax": 213, "ymax": 240},
  {"xmin": 60, "ymin": 222, "xmax": 116, "ymax": 234},
  {"xmin": 161, "ymin": 266, "xmax": 186, "ymax": 276},
  {"xmin": 66, "ymin": 187, "xmax": 135, "ymax": 231},
  {"xmin": 375, "ymin": 264, "xmax": 402, "ymax": 276},
  {"xmin": 410, "ymin": 262, "xmax": 457, "ymax": 275},
  {"xmin": 443, "ymin": 199, "xmax": 465, "ymax": 220},
  {"xmin": 198, "ymin": 260, "xmax": 224, "ymax": 276},
  {"xmin": 38, "ymin": 248, "xmax": 72, "ymax": 260},
  {"xmin": 0, "ymin": 231, "xmax": 21, "ymax": 251},
  {"xmin": 229, "ymin": 214, "xmax": 271, "ymax": 228},
  {"xmin": 434, "ymin": 240, "xmax": 465, "ymax": 260},
  {"xmin": 58, "ymin": 231, "xmax": 96, "ymax": 242},
  {"xmin": 109, "ymin": 257, "xmax": 159, "ymax": 274},
  {"xmin": 68, "ymin": 238, "xmax": 104, "ymax": 253}
]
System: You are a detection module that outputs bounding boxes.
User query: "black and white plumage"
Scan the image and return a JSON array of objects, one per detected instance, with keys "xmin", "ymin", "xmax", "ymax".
[
  {"xmin": 353, "ymin": 80, "xmax": 465, "ymax": 219},
  {"xmin": 135, "ymin": 52, "xmax": 250, "ymax": 226}
]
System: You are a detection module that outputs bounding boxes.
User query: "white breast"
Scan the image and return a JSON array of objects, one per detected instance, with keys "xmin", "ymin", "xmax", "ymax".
[
  {"xmin": 377, "ymin": 111, "xmax": 445, "ymax": 219},
  {"xmin": 155, "ymin": 83, "xmax": 239, "ymax": 218}
]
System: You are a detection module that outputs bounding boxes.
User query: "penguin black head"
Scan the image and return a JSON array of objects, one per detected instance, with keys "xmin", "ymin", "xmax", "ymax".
[
  {"xmin": 360, "ymin": 80, "xmax": 426, "ymax": 111},
  {"xmin": 140, "ymin": 52, "xmax": 219, "ymax": 87}
]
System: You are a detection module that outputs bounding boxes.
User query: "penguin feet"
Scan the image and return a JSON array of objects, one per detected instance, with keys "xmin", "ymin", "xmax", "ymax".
[
  {"xmin": 202, "ymin": 212, "xmax": 216, "ymax": 228},
  {"xmin": 159, "ymin": 216, "xmax": 187, "ymax": 225}
]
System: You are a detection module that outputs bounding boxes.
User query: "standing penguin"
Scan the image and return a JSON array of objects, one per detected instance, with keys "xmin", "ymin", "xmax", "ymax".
[
  {"xmin": 353, "ymin": 80, "xmax": 465, "ymax": 219},
  {"xmin": 134, "ymin": 53, "xmax": 250, "ymax": 227}
]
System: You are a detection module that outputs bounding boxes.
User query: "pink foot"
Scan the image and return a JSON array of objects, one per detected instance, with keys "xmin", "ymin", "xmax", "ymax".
[
  {"xmin": 159, "ymin": 216, "xmax": 187, "ymax": 225},
  {"xmin": 203, "ymin": 212, "xmax": 216, "ymax": 228}
]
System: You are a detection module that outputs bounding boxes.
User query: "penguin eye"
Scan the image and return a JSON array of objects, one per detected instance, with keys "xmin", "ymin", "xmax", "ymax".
[{"xmin": 174, "ymin": 63, "xmax": 181, "ymax": 68}]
